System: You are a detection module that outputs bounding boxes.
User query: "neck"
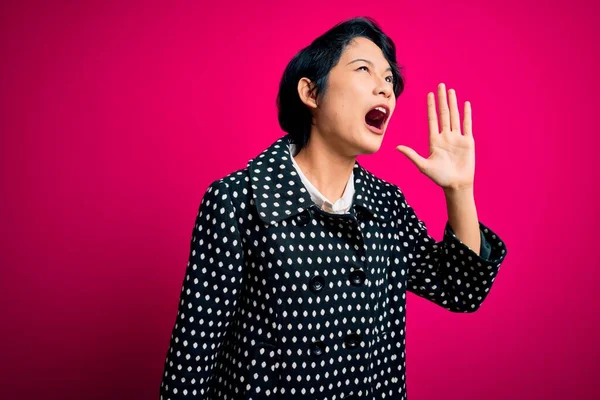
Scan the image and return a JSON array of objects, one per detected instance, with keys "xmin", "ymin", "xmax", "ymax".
[{"xmin": 293, "ymin": 130, "xmax": 356, "ymax": 203}]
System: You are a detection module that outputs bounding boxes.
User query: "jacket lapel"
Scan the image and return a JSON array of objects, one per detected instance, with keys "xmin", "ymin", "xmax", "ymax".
[{"xmin": 248, "ymin": 134, "xmax": 396, "ymax": 225}]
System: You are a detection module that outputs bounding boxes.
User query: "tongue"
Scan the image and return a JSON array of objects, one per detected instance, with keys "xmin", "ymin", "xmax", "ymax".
[{"xmin": 365, "ymin": 109, "xmax": 385, "ymax": 127}]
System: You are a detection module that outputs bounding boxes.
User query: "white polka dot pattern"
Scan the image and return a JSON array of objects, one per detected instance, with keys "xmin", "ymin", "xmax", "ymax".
[{"xmin": 159, "ymin": 134, "xmax": 508, "ymax": 399}]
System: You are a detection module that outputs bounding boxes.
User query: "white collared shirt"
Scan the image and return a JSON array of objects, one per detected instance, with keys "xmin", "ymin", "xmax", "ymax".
[{"xmin": 289, "ymin": 143, "xmax": 354, "ymax": 214}]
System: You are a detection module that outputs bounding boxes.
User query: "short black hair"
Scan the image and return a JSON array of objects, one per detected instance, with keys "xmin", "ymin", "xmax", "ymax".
[{"xmin": 276, "ymin": 16, "xmax": 405, "ymax": 150}]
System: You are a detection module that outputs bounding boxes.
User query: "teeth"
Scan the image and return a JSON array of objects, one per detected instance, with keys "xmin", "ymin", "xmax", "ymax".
[{"xmin": 374, "ymin": 106, "xmax": 387, "ymax": 114}]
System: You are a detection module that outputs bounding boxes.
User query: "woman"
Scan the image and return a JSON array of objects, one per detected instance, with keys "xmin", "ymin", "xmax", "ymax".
[{"xmin": 159, "ymin": 16, "xmax": 507, "ymax": 400}]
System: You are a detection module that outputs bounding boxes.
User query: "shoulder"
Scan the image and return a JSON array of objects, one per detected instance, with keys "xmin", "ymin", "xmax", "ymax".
[
  {"xmin": 200, "ymin": 167, "xmax": 252, "ymax": 218},
  {"xmin": 356, "ymin": 162, "xmax": 405, "ymax": 202},
  {"xmin": 212, "ymin": 166, "xmax": 251, "ymax": 194}
]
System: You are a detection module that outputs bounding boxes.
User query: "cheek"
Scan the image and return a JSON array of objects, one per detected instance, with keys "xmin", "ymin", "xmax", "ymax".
[
  {"xmin": 337, "ymin": 101, "xmax": 362, "ymax": 128},
  {"xmin": 319, "ymin": 79, "xmax": 368, "ymax": 128},
  {"xmin": 322, "ymin": 93, "xmax": 351, "ymax": 124}
]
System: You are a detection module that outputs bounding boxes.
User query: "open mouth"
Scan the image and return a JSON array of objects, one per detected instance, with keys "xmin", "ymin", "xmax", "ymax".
[{"xmin": 365, "ymin": 105, "xmax": 389, "ymax": 131}]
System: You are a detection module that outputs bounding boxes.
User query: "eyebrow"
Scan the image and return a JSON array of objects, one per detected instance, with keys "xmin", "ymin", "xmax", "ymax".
[{"xmin": 346, "ymin": 58, "xmax": 392, "ymax": 72}]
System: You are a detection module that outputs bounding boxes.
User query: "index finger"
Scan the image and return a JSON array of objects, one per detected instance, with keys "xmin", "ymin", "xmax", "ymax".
[{"xmin": 427, "ymin": 92, "xmax": 439, "ymax": 137}]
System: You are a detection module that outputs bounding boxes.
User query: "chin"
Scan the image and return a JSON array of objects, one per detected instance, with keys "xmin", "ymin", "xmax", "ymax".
[{"xmin": 357, "ymin": 131, "xmax": 384, "ymax": 155}]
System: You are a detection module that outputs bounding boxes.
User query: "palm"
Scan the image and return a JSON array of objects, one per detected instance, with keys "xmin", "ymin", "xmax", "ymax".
[{"xmin": 397, "ymin": 83, "xmax": 475, "ymax": 191}]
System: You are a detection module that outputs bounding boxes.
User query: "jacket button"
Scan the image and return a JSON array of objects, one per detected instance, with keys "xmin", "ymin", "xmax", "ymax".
[
  {"xmin": 344, "ymin": 333, "xmax": 362, "ymax": 349},
  {"xmin": 309, "ymin": 275, "xmax": 325, "ymax": 293},
  {"xmin": 349, "ymin": 269, "xmax": 366, "ymax": 286},
  {"xmin": 297, "ymin": 209, "xmax": 311, "ymax": 226},
  {"xmin": 311, "ymin": 341, "xmax": 326, "ymax": 356}
]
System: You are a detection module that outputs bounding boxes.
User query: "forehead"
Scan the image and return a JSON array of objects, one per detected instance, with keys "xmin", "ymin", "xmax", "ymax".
[{"xmin": 339, "ymin": 37, "xmax": 389, "ymax": 65}]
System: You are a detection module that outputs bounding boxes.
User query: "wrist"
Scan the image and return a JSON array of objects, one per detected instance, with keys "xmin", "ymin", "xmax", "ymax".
[{"xmin": 443, "ymin": 184, "xmax": 474, "ymax": 198}]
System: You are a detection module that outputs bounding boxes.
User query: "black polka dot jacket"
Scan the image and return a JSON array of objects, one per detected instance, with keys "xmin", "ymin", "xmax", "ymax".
[{"xmin": 159, "ymin": 134, "xmax": 508, "ymax": 399}]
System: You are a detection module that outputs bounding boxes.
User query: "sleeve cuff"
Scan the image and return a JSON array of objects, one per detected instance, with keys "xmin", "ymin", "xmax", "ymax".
[{"xmin": 444, "ymin": 221, "xmax": 505, "ymax": 263}]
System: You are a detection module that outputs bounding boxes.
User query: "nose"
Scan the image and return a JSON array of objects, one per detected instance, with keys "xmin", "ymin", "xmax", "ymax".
[{"xmin": 374, "ymin": 79, "xmax": 393, "ymax": 98}]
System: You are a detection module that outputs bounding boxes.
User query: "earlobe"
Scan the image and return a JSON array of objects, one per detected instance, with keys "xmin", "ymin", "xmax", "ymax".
[{"xmin": 297, "ymin": 78, "xmax": 318, "ymax": 109}]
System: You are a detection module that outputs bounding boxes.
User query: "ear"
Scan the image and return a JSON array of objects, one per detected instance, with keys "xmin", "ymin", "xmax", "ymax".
[{"xmin": 297, "ymin": 77, "xmax": 318, "ymax": 109}]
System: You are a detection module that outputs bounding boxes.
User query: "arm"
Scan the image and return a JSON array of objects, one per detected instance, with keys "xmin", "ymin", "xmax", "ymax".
[
  {"xmin": 398, "ymin": 188, "xmax": 507, "ymax": 313},
  {"xmin": 444, "ymin": 186, "xmax": 481, "ymax": 256},
  {"xmin": 159, "ymin": 180, "xmax": 244, "ymax": 398},
  {"xmin": 443, "ymin": 186, "xmax": 493, "ymax": 260},
  {"xmin": 394, "ymin": 83, "xmax": 506, "ymax": 311}
]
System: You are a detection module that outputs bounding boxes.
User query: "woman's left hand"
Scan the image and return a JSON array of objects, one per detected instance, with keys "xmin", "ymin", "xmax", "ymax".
[{"xmin": 396, "ymin": 82, "xmax": 475, "ymax": 191}]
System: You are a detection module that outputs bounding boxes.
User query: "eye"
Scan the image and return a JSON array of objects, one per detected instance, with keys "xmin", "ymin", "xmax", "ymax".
[{"xmin": 358, "ymin": 65, "xmax": 394, "ymax": 84}]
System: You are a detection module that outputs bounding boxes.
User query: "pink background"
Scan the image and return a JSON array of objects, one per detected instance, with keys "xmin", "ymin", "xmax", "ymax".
[{"xmin": 1, "ymin": 0, "xmax": 598, "ymax": 399}]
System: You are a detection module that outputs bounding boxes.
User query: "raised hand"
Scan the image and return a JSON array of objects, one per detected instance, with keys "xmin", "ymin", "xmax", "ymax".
[{"xmin": 396, "ymin": 82, "xmax": 475, "ymax": 191}]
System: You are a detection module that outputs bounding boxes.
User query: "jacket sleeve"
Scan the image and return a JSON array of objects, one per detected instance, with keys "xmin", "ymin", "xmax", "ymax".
[
  {"xmin": 160, "ymin": 179, "xmax": 244, "ymax": 399},
  {"xmin": 397, "ymin": 188, "xmax": 508, "ymax": 313}
]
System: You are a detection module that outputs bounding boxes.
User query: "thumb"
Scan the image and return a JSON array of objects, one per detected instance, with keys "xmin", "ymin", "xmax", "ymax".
[{"xmin": 396, "ymin": 145, "xmax": 427, "ymax": 171}]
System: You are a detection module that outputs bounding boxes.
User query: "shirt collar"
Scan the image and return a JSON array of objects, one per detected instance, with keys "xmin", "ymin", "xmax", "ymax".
[
  {"xmin": 288, "ymin": 143, "xmax": 354, "ymax": 214},
  {"xmin": 248, "ymin": 134, "xmax": 396, "ymax": 225}
]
